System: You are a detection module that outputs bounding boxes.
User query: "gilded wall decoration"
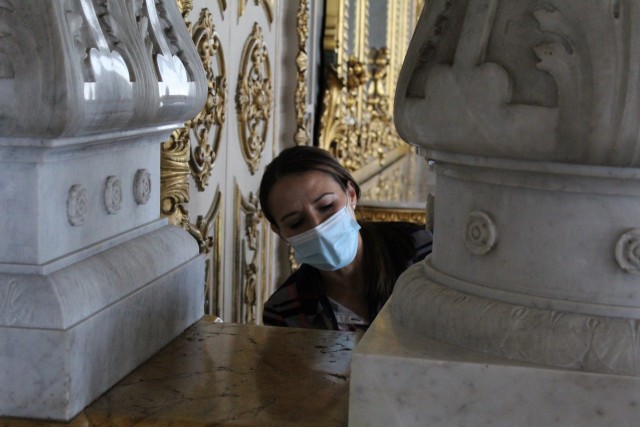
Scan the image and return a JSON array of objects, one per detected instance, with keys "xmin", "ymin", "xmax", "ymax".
[
  {"xmin": 294, "ymin": 0, "xmax": 311, "ymax": 146},
  {"xmin": 236, "ymin": 23, "xmax": 272, "ymax": 175},
  {"xmin": 233, "ymin": 187, "xmax": 264, "ymax": 324},
  {"xmin": 319, "ymin": 0, "xmax": 415, "ymax": 179},
  {"xmin": 191, "ymin": 188, "xmax": 222, "ymax": 314},
  {"xmin": 160, "ymin": 129, "xmax": 190, "ymax": 227},
  {"xmin": 188, "ymin": 9, "xmax": 227, "ymax": 191},
  {"xmin": 161, "ymin": 4, "xmax": 227, "ymax": 227},
  {"xmin": 355, "ymin": 207, "xmax": 426, "ymax": 224}
]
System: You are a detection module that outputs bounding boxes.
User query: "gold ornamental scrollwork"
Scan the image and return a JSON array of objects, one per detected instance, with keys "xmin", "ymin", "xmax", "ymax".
[
  {"xmin": 294, "ymin": 0, "xmax": 310, "ymax": 146},
  {"xmin": 236, "ymin": 23, "xmax": 272, "ymax": 175},
  {"xmin": 234, "ymin": 186, "xmax": 264, "ymax": 324},
  {"xmin": 160, "ymin": 128, "xmax": 191, "ymax": 227},
  {"xmin": 161, "ymin": 5, "xmax": 227, "ymax": 233},
  {"xmin": 188, "ymin": 9, "xmax": 227, "ymax": 191}
]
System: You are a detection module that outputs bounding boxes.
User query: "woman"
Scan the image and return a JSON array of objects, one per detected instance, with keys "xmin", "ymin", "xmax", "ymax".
[{"xmin": 259, "ymin": 145, "xmax": 432, "ymax": 331}]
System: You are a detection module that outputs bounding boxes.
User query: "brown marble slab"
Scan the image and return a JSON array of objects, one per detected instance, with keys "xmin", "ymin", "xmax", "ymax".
[{"xmin": 2, "ymin": 317, "xmax": 361, "ymax": 426}]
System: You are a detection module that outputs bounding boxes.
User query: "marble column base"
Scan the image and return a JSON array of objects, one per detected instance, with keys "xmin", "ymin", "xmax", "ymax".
[
  {"xmin": 0, "ymin": 225, "xmax": 204, "ymax": 421},
  {"xmin": 349, "ymin": 303, "xmax": 640, "ymax": 426}
]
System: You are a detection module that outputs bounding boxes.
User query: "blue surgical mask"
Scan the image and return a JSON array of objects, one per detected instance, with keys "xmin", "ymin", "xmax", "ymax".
[{"xmin": 286, "ymin": 205, "xmax": 361, "ymax": 271}]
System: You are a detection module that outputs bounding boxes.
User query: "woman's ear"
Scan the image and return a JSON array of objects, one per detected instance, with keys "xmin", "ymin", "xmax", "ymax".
[{"xmin": 346, "ymin": 181, "xmax": 358, "ymax": 207}]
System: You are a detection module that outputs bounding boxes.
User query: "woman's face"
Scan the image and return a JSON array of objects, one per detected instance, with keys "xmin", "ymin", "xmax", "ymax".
[{"xmin": 267, "ymin": 170, "xmax": 357, "ymax": 239}]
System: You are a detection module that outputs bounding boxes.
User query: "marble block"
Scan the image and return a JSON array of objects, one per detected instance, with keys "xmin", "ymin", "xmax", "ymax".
[
  {"xmin": 0, "ymin": 225, "xmax": 204, "ymax": 421},
  {"xmin": 350, "ymin": 303, "xmax": 640, "ymax": 426}
]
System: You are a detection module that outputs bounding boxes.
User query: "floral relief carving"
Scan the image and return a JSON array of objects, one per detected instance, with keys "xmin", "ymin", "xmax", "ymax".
[
  {"xmin": 236, "ymin": 23, "xmax": 272, "ymax": 175},
  {"xmin": 615, "ymin": 229, "xmax": 640, "ymax": 274},
  {"xmin": 0, "ymin": 279, "xmax": 34, "ymax": 326},
  {"xmin": 464, "ymin": 211, "xmax": 497, "ymax": 255},
  {"xmin": 103, "ymin": 175, "xmax": 122, "ymax": 214},
  {"xmin": 67, "ymin": 184, "xmax": 89, "ymax": 226},
  {"xmin": 187, "ymin": 8, "xmax": 227, "ymax": 191},
  {"xmin": 393, "ymin": 264, "xmax": 640, "ymax": 376},
  {"xmin": 133, "ymin": 169, "xmax": 151, "ymax": 205}
]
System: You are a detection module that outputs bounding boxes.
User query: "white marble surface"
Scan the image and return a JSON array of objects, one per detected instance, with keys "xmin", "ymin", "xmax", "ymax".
[
  {"xmin": 0, "ymin": 226, "xmax": 204, "ymax": 421},
  {"xmin": 0, "ymin": 1, "xmax": 208, "ymax": 420},
  {"xmin": 0, "ymin": 0, "xmax": 206, "ymax": 138},
  {"xmin": 350, "ymin": 303, "xmax": 640, "ymax": 426},
  {"xmin": 396, "ymin": 0, "xmax": 640, "ymax": 167},
  {"xmin": 0, "ymin": 137, "xmax": 163, "ymax": 265}
]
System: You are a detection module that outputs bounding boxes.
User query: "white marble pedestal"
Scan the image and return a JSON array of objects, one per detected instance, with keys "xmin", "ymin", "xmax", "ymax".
[{"xmin": 349, "ymin": 303, "xmax": 640, "ymax": 426}]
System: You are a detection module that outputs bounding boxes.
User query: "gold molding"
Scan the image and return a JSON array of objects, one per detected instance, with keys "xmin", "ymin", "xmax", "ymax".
[
  {"xmin": 193, "ymin": 187, "xmax": 223, "ymax": 316},
  {"xmin": 356, "ymin": 206, "xmax": 426, "ymax": 224},
  {"xmin": 294, "ymin": 0, "xmax": 310, "ymax": 146},
  {"xmin": 233, "ymin": 185, "xmax": 264, "ymax": 324},
  {"xmin": 236, "ymin": 23, "xmax": 272, "ymax": 175}
]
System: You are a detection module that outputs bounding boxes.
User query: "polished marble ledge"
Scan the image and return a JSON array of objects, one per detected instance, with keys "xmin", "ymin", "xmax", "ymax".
[{"xmin": 1, "ymin": 317, "xmax": 361, "ymax": 426}]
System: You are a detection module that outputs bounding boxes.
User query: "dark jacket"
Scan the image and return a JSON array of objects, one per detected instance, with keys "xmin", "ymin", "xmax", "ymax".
[{"xmin": 262, "ymin": 221, "xmax": 433, "ymax": 330}]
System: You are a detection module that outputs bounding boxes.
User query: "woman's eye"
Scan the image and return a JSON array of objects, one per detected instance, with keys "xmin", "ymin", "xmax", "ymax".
[
  {"xmin": 289, "ymin": 220, "xmax": 302, "ymax": 229},
  {"xmin": 320, "ymin": 203, "xmax": 334, "ymax": 211}
]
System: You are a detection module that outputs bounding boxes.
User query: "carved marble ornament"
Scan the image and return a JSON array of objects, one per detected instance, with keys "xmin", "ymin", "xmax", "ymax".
[{"xmin": 67, "ymin": 184, "xmax": 89, "ymax": 226}]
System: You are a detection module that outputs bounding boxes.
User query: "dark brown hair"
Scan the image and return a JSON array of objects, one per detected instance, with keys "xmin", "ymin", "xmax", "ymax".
[{"xmin": 259, "ymin": 145, "xmax": 361, "ymax": 226}]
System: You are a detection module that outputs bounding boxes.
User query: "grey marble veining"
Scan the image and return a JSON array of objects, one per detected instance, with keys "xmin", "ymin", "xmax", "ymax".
[{"xmin": 0, "ymin": 0, "xmax": 207, "ymax": 420}]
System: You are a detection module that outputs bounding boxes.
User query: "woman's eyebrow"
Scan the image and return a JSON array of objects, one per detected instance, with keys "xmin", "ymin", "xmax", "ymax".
[
  {"xmin": 313, "ymin": 192, "xmax": 334, "ymax": 203},
  {"xmin": 278, "ymin": 192, "xmax": 335, "ymax": 222}
]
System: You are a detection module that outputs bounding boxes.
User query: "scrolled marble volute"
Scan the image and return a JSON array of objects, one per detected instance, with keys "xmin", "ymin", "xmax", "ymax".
[
  {"xmin": 0, "ymin": 0, "xmax": 206, "ymax": 138},
  {"xmin": 395, "ymin": 0, "xmax": 640, "ymax": 166},
  {"xmin": 392, "ymin": 0, "xmax": 640, "ymax": 377}
]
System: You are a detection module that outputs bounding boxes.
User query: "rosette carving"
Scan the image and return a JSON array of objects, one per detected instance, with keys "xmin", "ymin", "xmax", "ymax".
[
  {"xmin": 236, "ymin": 23, "xmax": 272, "ymax": 175},
  {"xmin": 464, "ymin": 211, "xmax": 497, "ymax": 255},
  {"xmin": 133, "ymin": 169, "xmax": 152, "ymax": 205},
  {"xmin": 615, "ymin": 229, "xmax": 640, "ymax": 274},
  {"xmin": 67, "ymin": 184, "xmax": 89, "ymax": 226},
  {"xmin": 103, "ymin": 175, "xmax": 122, "ymax": 214}
]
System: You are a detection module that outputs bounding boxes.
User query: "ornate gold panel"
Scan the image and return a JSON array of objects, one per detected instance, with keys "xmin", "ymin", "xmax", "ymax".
[
  {"xmin": 235, "ymin": 23, "xmax": 272, "ymax": 175},
  {"xmin": 161, "ymin": 129, "xmax": 191, "ymax": 227},
  {"xmin": 161, "ymin": 2, "xmax": 229, "ymax": 317},
  {"xmin": 319, "ymin": 0, "xmax": 415, "ymax": 181},
  {"xmin": 294, "ymin": 0, "xmax": 311, "ymax": 146},
  {"xmin": 188, "ymin": 9, "xmax": 227, "ymax": 191}
]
